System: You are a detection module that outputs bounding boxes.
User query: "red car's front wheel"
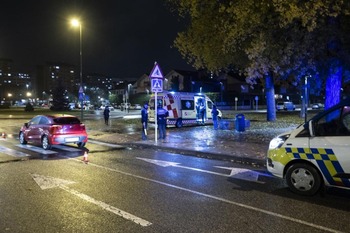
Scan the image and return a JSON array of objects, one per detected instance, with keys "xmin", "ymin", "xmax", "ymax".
[{"xmin": 19, "ymin": 132, "xmax": 27, "ymax": 144}]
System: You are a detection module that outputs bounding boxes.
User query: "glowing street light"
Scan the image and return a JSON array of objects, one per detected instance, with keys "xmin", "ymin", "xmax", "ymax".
[{"xmin": 71, "ymin": 18, "xmax": 84, "ymax": 120}]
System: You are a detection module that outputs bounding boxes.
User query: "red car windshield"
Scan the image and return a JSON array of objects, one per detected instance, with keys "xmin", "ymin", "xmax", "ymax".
[{"xmin": 53, "ymin": 117, "xmax": 81, "ymax": 125}]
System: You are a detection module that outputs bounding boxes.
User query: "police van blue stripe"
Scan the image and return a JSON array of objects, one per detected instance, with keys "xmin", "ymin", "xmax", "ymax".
[
  {"xmin": 285, "ymin": 147, "xmax": 350, "ymax": 188},
  {"xmin": 316, "ymin": 160, "xmax": 336, "ymax": 185},
  {"xmin": 321, "ymin": 154, "xmax": 330, "ymax": 160}
]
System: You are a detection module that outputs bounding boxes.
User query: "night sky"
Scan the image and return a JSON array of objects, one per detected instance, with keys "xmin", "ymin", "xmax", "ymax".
[{"xmin": 0, "ymin": 0, "xmax": 193, "ymax": 79}]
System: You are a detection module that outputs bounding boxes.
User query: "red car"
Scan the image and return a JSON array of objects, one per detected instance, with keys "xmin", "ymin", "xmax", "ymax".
[{"xmin": 19, "ymin": 114, "xmax": 88, "ymax": 150}]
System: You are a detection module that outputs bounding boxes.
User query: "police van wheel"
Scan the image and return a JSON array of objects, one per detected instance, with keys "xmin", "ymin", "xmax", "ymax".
[
  {"xmin": 175, "ymin": 119, "xmax": 183, "ymax": 128},
  {"xmin": 286, "ymin": 163, "xmax": 321, "ymax": 196}
]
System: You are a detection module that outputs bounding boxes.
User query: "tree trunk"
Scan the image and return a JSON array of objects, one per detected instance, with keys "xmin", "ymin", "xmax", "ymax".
[
  {"xmin": 325, "ymin": 60, "xmax": 342, "ymax": 109},
  {"xmin": 265, "ymin": 74, "xmax": 276, "ymax": 121}
]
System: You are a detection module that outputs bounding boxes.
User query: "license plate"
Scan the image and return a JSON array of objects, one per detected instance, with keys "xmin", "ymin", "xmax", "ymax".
[{"xmin": 65, "ymin": 137, "xmax": 79, "ymax": 142}]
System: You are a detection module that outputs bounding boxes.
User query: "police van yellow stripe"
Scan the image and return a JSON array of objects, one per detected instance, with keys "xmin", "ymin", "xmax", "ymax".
[{"xmin": 285, "ymin": 147, "xmax": 350, "ymax": 187}]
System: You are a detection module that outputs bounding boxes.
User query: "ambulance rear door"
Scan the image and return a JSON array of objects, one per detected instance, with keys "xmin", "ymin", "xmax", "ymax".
[
  {"xmin": 181, "ymin": 97, "xmax": 196, "ymax": 120},
  {"xmin": 206, "ymin": 98, "xmax": 214, "ymax": 120},
  {"xmin": 194, "ymin": 95, "xmax": 206, "ymax": 122}
]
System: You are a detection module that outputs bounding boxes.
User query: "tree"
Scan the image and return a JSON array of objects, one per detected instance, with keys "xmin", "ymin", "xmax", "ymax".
[
  {"xmin": 168, "ymin": 0, "xmax": 350, "ymax": 120},
  {"xmin": 50, "ymin": 83, "xmax": 70, "ymax": 111}
]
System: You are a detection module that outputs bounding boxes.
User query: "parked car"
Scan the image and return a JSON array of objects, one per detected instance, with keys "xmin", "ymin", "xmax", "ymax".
[
  {"xmin": 276, "ymin": 101, "xmax": 295, "ymax": 111},
  {"xmin": 19, "ymin": 114, "xmax": 88, "ymax": 150},
  {"xmin": 276, "ymin": 102, "xmax": 284, "ymax": 111},
  {"xmin": 68, "ymin": 103, "xmax": 76, "ymax": 110},
  {"xmin": 312, "ymin": 103, "xmax": 324, "ymax": 109},
  {"xmin": 134, "ymin": 104, "xmax": 141, "ymax": 110},
  {"xmin": 99, "ymin": 105, "xmax": 114, "ymax": 111}
]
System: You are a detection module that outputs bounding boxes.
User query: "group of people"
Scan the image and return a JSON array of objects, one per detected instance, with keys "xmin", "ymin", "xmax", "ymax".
[
  {"xmin": 141, "ymin": 101, "xmax": 219, "ymax": 141},
  {"xmin": 104, "ymin": 101, "xmax": 219, "ymax": 140}
]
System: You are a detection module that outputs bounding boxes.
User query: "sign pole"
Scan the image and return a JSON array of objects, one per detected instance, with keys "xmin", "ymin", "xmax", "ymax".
[
  {"xmin": 149, "ymin": 61, "xmax": 164, "ymax": 144},
  {"xmin": 155, "ymin": 91, "xmax": 158, "ymax": 143}
]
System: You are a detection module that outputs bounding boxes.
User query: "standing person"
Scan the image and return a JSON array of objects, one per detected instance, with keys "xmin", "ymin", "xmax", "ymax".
[
  {"xmin": 157, "ymin": 103, "xmax": 169, "ymax": 141},
  {"xmin": 199, "ymin": 101, "xmax": 206, "ymax": 124},
  {"xmin": 211, "ymin": 105, "xmax": 219, "ymax": 130},
  {"xmin": 103, "ymin": 105, "xmax": 110, "ymax": 125},
  {"xmin": 141, "ymin": 103, "xmax": 148, "ymax": 140},
  {"xmin": 195, "ymin": 101, "xmax": 200, "ymax": 122}
]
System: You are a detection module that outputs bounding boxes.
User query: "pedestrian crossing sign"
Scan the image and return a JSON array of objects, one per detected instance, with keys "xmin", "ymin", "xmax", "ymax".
[
  {"xmin": 151, "ymin": 79, "xmax": 163, "ymax": 92},
  {"xmin": 149, "ymin": 63, "xmax": 163, "ymax": 79}
]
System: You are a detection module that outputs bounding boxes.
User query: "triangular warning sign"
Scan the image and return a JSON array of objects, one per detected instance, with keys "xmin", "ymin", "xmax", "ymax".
[
  {"xmin": 79, "ymin": 86, "xmax": 84, "ymax": 93},
  {"xmin": 149, "ymin": 63, "xmax": 163, "ymax": 79}
]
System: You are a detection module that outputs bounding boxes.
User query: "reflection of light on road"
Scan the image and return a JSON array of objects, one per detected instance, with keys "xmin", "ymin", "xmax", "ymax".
[
  {"xmin": 191, "ymin": 130, "xmax": 215, "ymax": 140},
  {"xmin": 123, "ymin": 115, "xmax": 141, "ymax": 119}
]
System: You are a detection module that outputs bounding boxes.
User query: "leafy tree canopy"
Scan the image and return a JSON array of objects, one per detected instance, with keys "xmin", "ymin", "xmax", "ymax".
[{"xmin": 168, "ymin": 0, "xmax": 350, "ymax": 86}]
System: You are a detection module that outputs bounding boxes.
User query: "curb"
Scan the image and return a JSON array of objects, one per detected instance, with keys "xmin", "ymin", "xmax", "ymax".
[{"xmin": 123, "ymin": 141, "xmax": 266, "ymax": 168}]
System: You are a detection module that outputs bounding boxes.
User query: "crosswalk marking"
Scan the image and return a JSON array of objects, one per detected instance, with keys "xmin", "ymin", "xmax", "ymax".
[
  {"xmin": 53, "ymin": 145, "xmax": 82, "ymax": 152},
  {"xmin": 16, "ymin": 144, "xmax": 57, "ymax": 154},
  {"xmin": 88, "ymin": 139, "xmax": 125, "ymax": 148},
  {"xmin": 0, "ymin": 145, "xmax": 31, "ymax": 157}
]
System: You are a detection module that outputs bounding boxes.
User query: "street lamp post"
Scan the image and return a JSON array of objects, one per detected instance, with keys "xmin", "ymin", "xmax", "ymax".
[{"xmin": 71, "ymin": 18, "xmax": 83, "ymax": 121}]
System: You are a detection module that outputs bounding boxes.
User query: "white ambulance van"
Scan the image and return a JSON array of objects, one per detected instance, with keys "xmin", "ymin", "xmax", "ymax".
[
  {"xmin": 267, "ymin": 98, "xmax": 350, "ymax": 195},
  {"xmin": 148, "ymin": 91, "xmax": 222, "ymax": 127}
]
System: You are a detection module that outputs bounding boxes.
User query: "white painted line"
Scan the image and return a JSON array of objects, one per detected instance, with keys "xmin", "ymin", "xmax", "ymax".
[
  {"xmin": 0, "ymin": 145, "xmax": 30, "ymax": 157},
  {"xmin": 66, "ymin": 157, "xmax": 344, "ymax": 233},
  {"xmin": 88, "ymin": 140, "xmax": 125, "ymax": 148},
  {"xmin": 16, "ymin": 144, "xmax": 57, "ymax": 155},
  {"xmin": 31, "ymin": 174, "xmax": 152, "ymax": 227},
  {"xmin": 137, "ymin": 157, "xmax": 229, "ymax": 177},
  {"xmin": 53, "ymin": 145, "xmax": 82, "ymax": 152}
]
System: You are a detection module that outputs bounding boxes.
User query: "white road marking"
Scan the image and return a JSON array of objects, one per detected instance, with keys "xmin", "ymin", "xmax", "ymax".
[
  {"xmin": 88, "ymin": 139, "xmax": 125, "ymax": 148},
  {"xmin": 137, "ymin": 158, "xmax": 267, "ymax": 183},
  {"xmin": 137, "ymin": 157, "xmax": 229, "ymax": 177},
  {"xmin": 0, "ymin": 145, "xmax": 30, "ymax": 157},
  {"xmin": 65, "ymin": 157, "xmax": 344, "ymax": 233},
  {"xmin": 16, "ymin": 144, "xmax": 57, "ymax": 154},
  {"xmin": 31, "ymin": 174, "xmax": 152, "ymax": 227},
  {"xmin": 52, "ymin": 145, "xmax": 82, "ymax": 152},
  {"xmin": 215, "ymin": 166, "xmax": 273, "ymax": 184}
]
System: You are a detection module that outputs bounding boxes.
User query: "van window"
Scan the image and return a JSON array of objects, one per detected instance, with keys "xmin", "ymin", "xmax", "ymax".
[
  {"xmin": 314, "ymin": 106, "xmax": 350, "ymax": 136},
  {"xmin": 181, "ymin": 100, "xmax": 194, "ymax": 110},
  {"xmin": 149, "ymin": 98, "xmax": 163, "ymax": 109}
]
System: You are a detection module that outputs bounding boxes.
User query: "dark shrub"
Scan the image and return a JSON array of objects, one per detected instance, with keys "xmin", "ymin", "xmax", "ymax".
[{"xmin": 25, "ymin": 103, "xmax": 34, "ymax": 112}]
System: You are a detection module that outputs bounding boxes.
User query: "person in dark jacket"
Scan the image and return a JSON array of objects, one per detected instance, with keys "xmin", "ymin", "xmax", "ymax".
[
  {"xmin": 211, "ymin": 105, "xmax": 219, "ymax": 130},
  {"xmin": 103, "ymin": 106, "xmax": 110, "ymax": 125},
  {"xmin": 141, "ymin": 103, "xmax": 148, "ymax": 140},
  {"xmin": 157, "ymin": 103, "xmax": 169, "ymax": 141}
]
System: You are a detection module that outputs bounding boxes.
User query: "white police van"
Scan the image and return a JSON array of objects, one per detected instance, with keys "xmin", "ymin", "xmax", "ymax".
[
  {"xmin": 267, "ymin": 98, "xmax": 350, "ymax": 195},
  {"xmin": 148, "ymin": 91, "xmax": 222, "ymax": 127}
]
